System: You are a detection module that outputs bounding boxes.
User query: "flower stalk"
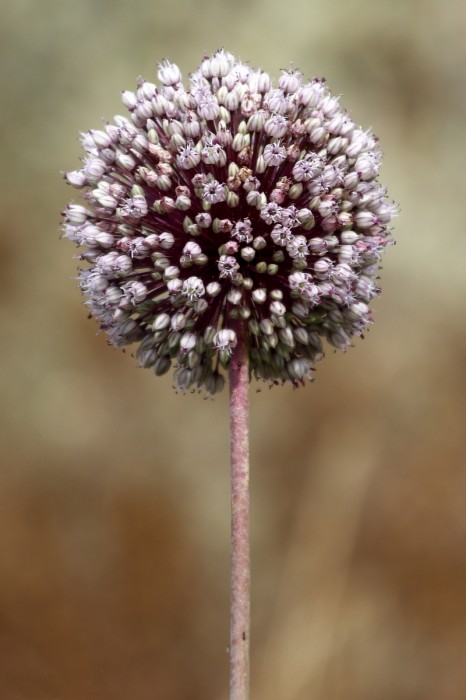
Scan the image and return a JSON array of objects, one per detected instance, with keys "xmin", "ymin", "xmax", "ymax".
[{"xmin": 229, "ymin": 322, "xmax": 250, "ymax": 700}]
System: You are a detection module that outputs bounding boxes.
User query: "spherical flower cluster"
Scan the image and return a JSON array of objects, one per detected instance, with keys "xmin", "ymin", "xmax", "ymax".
[{"xmin": 62, "ymin": 50, "xmax": 397, "ymax": 394}]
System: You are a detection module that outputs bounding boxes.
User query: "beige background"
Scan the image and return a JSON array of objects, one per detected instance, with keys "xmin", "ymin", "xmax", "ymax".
[{"xmin": 1, "ymin": 1, "xmax": 466, "ymax": 698}]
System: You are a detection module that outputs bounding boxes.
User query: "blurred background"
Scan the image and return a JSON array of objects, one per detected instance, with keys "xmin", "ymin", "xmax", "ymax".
[{"xmin": 1, "ymin": 0, "xmax": 465, "ymax": 698}]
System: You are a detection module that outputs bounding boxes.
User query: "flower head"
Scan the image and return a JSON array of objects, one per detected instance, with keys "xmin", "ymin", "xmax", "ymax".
[{"xmin": 62, "ymin": 50, "xmax": 397, "ymax": 394}]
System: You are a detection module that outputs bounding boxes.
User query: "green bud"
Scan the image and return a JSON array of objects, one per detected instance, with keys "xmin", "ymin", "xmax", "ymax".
[
  {"xmin": 248, "ymin": 319, "xmax": 260, "ymax": 336},
  {"xmin": 228, "ymin": 162, "xmax": 239, "ymax": 178},
  {"xmin": 148, "ymin": 128, "xmax": 159, "ymax": 144},
  {"xmin": 260, "ymin": 319, "xmax": 274, "ymax": 336},
  {"xmin": 219, "ymin": 349, "xmax": 230, "ymax": 367},
  {"xmin": 154, "ymin": 356, "xmax": 171, "ymax": 376},
  {"xmin": 270, "ymin": 289, "xmax": 283, "ymax": 300},
  {"xmin": 204, "ymin": 326, "xmax": 216, "ymax": 344},
  {"xmin": 271, "ymin": 315, "xmax": 286, "ymax": 329},
  {"xmin": 188, "ymin": 350, "xmax": 201, "ymax": 369},
  {"xmin": 226, "ymin": 191, "xmax": 239, "ymax": 208},
  {"xmin": 154, "ymin": 256, "xmax": 170, "ymax": 270},
  {"xmin": 253, "ymin": 236, "xmax": 266, "ymax": 250},
  {"xmin": 194, "ymin": 254, "xmax": 208, "ymax": 266},
  {"xmin": 131, "ymin": 184, "xmax": 145, "ymax": 197},
  {"xmin": 153, "ymin": 313, "xmax": 171, "ymax": 331},
  {"xmin": 294, "ymin": 327, "xmax": 309, "ymax": 345},
  {"xmin": 241, "ymin": 246, "xmax": 255, "ymax": 262},
  {"xmin": 183, "ymin": 216, "xmax": 194, "ymax": 233},
  {"xmin": 272, "ymin": 250, "xmax": 285, "ymax": 263},
  {"xmin": 153, "ymin": 330, "xmax": 169, "ymax": 343},
  {"xmin": 168, "ymin": 331, "xmax": 181, "ymax": 349},
  {"xmin": 288, "ymin": 183, "xmax": 303, "ymax": 200}
]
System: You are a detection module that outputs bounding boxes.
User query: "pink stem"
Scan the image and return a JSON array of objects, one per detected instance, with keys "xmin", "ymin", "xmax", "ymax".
[{"xmin": 229, "ymin": 321, "xmax": 250, "ymax": 700}]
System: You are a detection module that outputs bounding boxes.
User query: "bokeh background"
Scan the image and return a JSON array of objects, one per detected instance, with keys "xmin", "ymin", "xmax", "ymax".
[{"xmin": 1, "ymin": 1, "xmax": 466, "ymax": 698}]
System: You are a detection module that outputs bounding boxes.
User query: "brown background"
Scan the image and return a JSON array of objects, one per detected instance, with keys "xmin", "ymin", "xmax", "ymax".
[{"xmin": 1, "ymin": 1, "xmax": 466, "ymax": 698}]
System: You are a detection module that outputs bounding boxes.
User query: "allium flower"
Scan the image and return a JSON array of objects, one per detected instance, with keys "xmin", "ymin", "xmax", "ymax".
[{"xmin": 62, "ymin": 49, "xmax": 397, "ymax": 394}]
